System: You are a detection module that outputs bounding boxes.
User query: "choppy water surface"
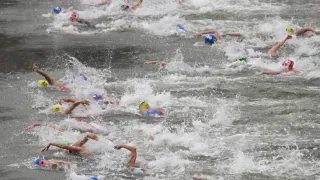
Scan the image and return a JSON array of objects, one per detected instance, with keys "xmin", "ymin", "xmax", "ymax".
[{"xmin": 1, "ymin": 0, "xmax": 320, "ymax": 179}]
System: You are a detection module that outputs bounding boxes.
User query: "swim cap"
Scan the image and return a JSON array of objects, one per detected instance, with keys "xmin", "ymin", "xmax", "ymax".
[
  {"xmin": 203, "ymin": 34, "xmax": 217, "ymax": 45},
  {"xmin": 92, "ymin": 94, "xmax": 103, "ymax": 101},
  {"xmin": 38, "ymin": 80, "xmax": 49, "ymax": 87},
  {"xmin": 139, "ymin": 101, "xmax": 150, "ymax": 109},
  {"xmin": 236, "ymin": 56, "xmax": 248, "ymax": 61},
  {"xmin": 33, "ymin": 158, "xmax": 43, "ymax": 166},
  {"xmin": 90, "ymin": 177, "xmax": 98, "ymax": 180},
  {"xmin": 52, "ymin": 6, "xmax": 62, "ymax": 14},
  {"xmin": 286, "ymin": 26, "xmax": 294, "ymax": 34},
  {"xmin": 70, "ymin": 12, "xmax": 79, "ymax": 22},
  {"xmin": 282, "ymin": 59, "xmax": 294, "ymax": 69},
  {"xmin": 52, "ymin": 104, "xmax": 61, "ymax": 112},
  {"xmin": 61, "ymin": 140, "xmax": 71, "ymax": 145}
]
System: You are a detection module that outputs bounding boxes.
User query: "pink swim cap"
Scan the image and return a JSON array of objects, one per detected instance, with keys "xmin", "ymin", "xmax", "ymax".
[
  {"xmin": 70, "ymin": 12, "xmax": 79, "ymax": 22},
  {"xmin": 282, "ymin": 59, "xmax": 294, "ymax": 69}
]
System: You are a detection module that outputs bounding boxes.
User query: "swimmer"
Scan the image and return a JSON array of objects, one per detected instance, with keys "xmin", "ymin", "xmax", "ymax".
[
  {"xmin": 121, "ymin": 0, "xmax": 143, "ymax": 11},
  {"xmin": 145, "ymin": 61, "xmax": 168, "ymax": 67},
  {"xmin": 267, "ymin": 35, "xmax": 292, "ymax": 61},
  {"xmin": 70, "ymin": 11, "xmax": 94, "ymax": 28},
  {"xmin": 286, "ymin": 26, "xmax": 320, "ymax": 37},
  {"xmin": 26, "ymin": 120, "xmax": 108, "ymax": 134},
  {"xmin": 195, "ymin": 29, "xmax": 241, "ymax": 45},
  {"xmin": 52, "ymin": 98, "xmax": 90, "ymax": 115},
  {"xmin": 92, "ymin": 93, "xmax": 120, "ymax": 104},
  {"xmin": 33, "ymin": 64, "xmax": 70, "ymax": 92},
  {"xmin": 26, "ymin": 122, "xmax": 65, "ymax": 132},
  {"xmin": 51, "ymin": 6, "xmax": 74, "ymax": 14},
  {"xmin": 261, "ymin": 59, "xmax": 298, "ymax": 75},
  {"xmin": 97, "ymin": 0, "xmax": 111, "ymax": 6},
  {"xmin": 41, "ymin": 133, "xmax": 98, "ymax": 156},
  {"xmin": 139, "ymin": 101, "xmax": 165, "ymax": 118},
  {"xmin": 33, "ymin": 157, "xmax": 72, "ymax": 169}
]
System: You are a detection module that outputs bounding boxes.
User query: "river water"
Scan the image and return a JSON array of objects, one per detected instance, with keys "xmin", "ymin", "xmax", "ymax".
[{"xmin": 1, "ymin": 0, "xmax": 320, "ymax": 179}]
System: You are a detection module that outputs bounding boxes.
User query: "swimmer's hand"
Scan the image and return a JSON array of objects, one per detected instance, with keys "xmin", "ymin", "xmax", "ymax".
[
  {"xmin": 86, "ymin": 133, "xmax": 98, "ymax": 141},
  {"xmin": 26, "ymin": 123, "xmax": 41, "ymax": 130},
  {"xmin": 33, "ymin": 64, "xmax": 39, "ymax": 71},
  {"xmin": 195, "ymin": 33, "xmax": 203, "ymax": 38},
  {"xmin": 41, "ymin": 143, "xmax": 52, "ymax": 152},
  {"xmin": 114, "ymin": 145, "xmax": 123, "ymax": 150}
]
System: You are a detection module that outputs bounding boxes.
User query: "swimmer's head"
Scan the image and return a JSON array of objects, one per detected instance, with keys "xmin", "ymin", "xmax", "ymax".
[
  {"xmin": 90, "ymin": 177, "xmax": 98, "ymax": 180},
  {"xmin": 33, "ymin": 158, "xmax": 47, "ymax": 167},
  {"xmin": 37, "ymin": 80, "xmax": 49, "ymax": 87},
  {"xmin": 286, "ymin": 26, "xmax": 294, "ymax": 34},
  {"xmin": 203, "ymin": 34, "xmax": 217, "ymax": 45},
  {"xmin": 139, "ymin": 101, "xmax": 150, "ymax": 110},
  {"xmin": 236, "ymin": 56, "xmax": 248, "ymax": 61},
  {"xmin": 70, "ymin": 11, "xmax": 79, "ymax": 22},
  {"xmin": 282, "ymin": 59, "xmax": 294, "ymax": 70},
  {"xmin": 92, "ymin": 94, "xmax": 103, "ymax": 101},
  {"xmin": 52, "ymin": 6, "xmax": 62, "ymax": 14},
  {"xmin": 121, "ymin": 5, "xmax": 130, "ymax": 11},
  {"xmin": 52, "ymin": 104, "xmax": 61, "ymax": 112}
]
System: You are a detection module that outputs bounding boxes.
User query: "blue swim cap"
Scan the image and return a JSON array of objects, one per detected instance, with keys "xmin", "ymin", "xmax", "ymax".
[
  {"xmin": 92, "ymin": 94, "xmax": 103, "ymax": 101},
  {"xmin": 90, "ymin": 177, "xmax": 98, "ymax": 180},
  {"xmin": 203, "ymin": 34, "xmax": 217, "ymax": 45},
  {"xmin": 33, "ymin": 158, "xmax": 43, "ymax": 166},
  {"xmin": 52, "ymin": 6, "xmax": 62, "ymax": 14}
]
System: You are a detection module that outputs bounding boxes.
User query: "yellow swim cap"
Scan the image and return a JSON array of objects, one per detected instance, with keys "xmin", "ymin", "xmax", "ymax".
[
  {"xmin": 139, "ymin": 101, "xmax": 150, "ymax": 109},
  {"xmin": 286, "ymin": 26, "xmax": 294, "ymax": 34},
  {"xmin": 38, "ymin": 80, "xmax": 49, "ymax": 87},
  {"xmin": 52, "ymin": 105, "xmax": 61, "ymax": 112}
]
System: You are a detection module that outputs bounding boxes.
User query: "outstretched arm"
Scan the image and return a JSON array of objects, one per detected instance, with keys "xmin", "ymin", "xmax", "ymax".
[
  {"xmin": 221, "ymin": 32, "xmax": 242, "ymax": 37},
  {"xmin": 145, "ymin": 61, "xmax": 168, "ymax": 67},
  {"xmin": 63, "ymin": 7, "xmax": 74, "ymax": 13},
  {"xmin": 295, "ymin": 27, "xmax": 316, "ymax": 36},
  {"xmin": 131, "ymin": 0, "xmax": 143, "ymax": 9},
  {"xmin": 41, "ymin": 142, "xmax": 83, "ymax": 152},
  {"xmin": 72, "ymin": 133, "xmax": 98, "ymax": 147},
  {"xmin": 267, "ymin": 35, "xmax": 292, "ymax": 56},
  {"xmin": 98, "ymin": 0, "xmax": 111, "ymax": 5},
  {"xmin": 195, "ymin": 30, "xmax": 221, "ymax": 40},
  {"xmin": 33, "ymin": 64, "xmax": 55, "ymax": 85},
  {"xmin": 26, "ymin": 122, "xmax": 64, "ymax": 132},
  {"xmin": 57, "ymin": 98, "xmax": 78, "ymax": 104},
  {"xmin": 261, "ymin": 71, "xmax": 282, "ymax": 75},
  {"xmin": 114, "ymin": 145, "xmax": 137, "ymax": 167},
  {"xmin": 64, "ymin": 100, "xmax": 90, "ymax": 114}
]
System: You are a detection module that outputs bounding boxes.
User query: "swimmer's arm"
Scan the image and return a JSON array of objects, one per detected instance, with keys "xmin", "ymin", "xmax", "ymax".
[
  {"xmin": 114, "ymin": 145, "xmax": 137, "ymax": 167},
  {"xmin": 295, "ymin": 27, "xmax": 316, "ymax": 36},
  {"xmin": 50, "ymin": 160, "xmax": 72, "ymax": 168},
  {"xmin": 131, "ymin": 0, "xmax": 143, "ymax": 9},
  {"xmin": 222, "ymin": 32, "xmax": 242, "ymax": 37},
  {"xmin": 64, "ymin": 100, "xmax": 90, "ymax": 114},
  {"xmin": 98, "ymin": 0, "xmax": 111, "ymax": 5},
  {"xmin": 33, "ymin": 64, "xmax": 55, "ymax": 85},
  {"xmin": 26, "ymin": 122, "xmax": 64, "ymax": 132},
  {"xmin": 261, "ymin": 71, "xmax": 282, "ymax": 75},
  {"xmin": 58, "ymin": 98, "xmax": 78, "ymax": 104},
  {"xmin": 63, "ymin": 7, "xmax": 74, "ymax": 13},
  {"xmin": 195, "ymin": 30, "xmax": 221, "ymax": 39},
  {"xmin": 145, "ymin": 61, "xmax": 168, "ymax": 66},
  {"xmin": 153, "ymin": 108, "xmax": 165, "ymax": 115},
  {"xmin": 41, "ymin": 142, "xmax": 83, "ymax": 152}
]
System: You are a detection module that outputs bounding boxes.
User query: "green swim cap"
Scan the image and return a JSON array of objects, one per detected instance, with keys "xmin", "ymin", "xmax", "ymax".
[
  {"xmin": 139, "ymin": 101, "xmax": 150, "ymax": 109},
  {"xmin": 236, "ymin": 56, "xmax": 248, "ymax": 61}
]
